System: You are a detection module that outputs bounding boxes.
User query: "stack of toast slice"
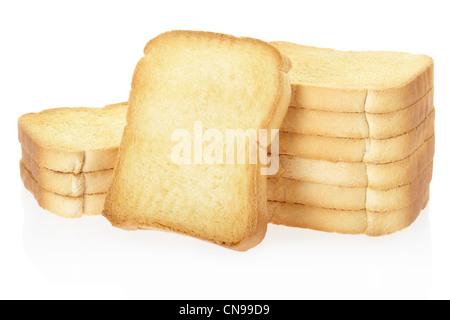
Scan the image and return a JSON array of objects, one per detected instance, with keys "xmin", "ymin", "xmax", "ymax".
[
  {"xmin": 268, "ymin": 42, "xmax": 434, "ymax": 236},
  {"xmin": 18, "ymin": 102, "xmax": 127, "ymax": 218},
  {"xmin": 18, "ymin": 32, "xmax": 435, "ymax": 246}
]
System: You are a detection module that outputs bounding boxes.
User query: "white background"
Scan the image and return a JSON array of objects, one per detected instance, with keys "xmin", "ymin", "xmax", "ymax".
[{"xmin": 1, "ymin": 0, "xmax": 449, "ymax": 300}]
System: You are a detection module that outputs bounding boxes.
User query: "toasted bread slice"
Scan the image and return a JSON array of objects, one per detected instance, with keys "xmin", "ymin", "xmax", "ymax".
[
  {"xmin": 277, "ymin": 135, "xmax": 434, "ymax": 188},
  {"xmin": 103, "ymin": 31, "xmax": 291, "ymax": 251},
  {"xmin": 21, "ymin": 147, "xmax": 113, "ymax": 197},
  {"xmin": 268, "ymin": 161, "xmax": 433, "ymax": 212},
  {"xmin": 271, "ymin": 42, "xmax": 433, "ymax": 113},
  {"xmin": 18, "ymin": 102, "xmax": 127, "ymax": 173},
  {"xmin": 269, "ymin": 186, "xmax": 430, "ymax": 236},
  {"xmin": 20, "ymin": 161, "xmax": 106, "ymax": 217},
  {"xmin": 281, "ymin": 89, "xmax": 433, "ymax": 138},
  {"xmin": 279, "ymin": 109, "xmax": 434, "ymax": 163}
]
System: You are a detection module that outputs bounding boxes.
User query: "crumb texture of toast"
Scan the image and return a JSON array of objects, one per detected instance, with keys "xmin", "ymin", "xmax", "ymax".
[
  {"xmin": 18, "ymin": 102, "xmax": 127, "ymax": 173},
  {"xmin": 103, "ymin": 31, "xmax": 291, "ymax": 251},
  {"xmin": 271, "ymin": 41, "xmax": 433, "ymax": 113}
]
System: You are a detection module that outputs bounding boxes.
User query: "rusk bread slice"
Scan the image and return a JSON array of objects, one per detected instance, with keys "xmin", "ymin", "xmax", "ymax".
[
  {"xmin": 18, "ymin": 102, "xmax": 127, "ymax": 173},
  {"xmin": 21, "ymin": 147, "xmax": 113, "ymax": 197},
  {"xmin": 271, "ymin": 42, "xmax": 433, "ymax": 113},
  {"xmin": 279, "ymin": 109, "xmax": 434, "ymax": 163},
  {"xmin": 268, "ymin": 161, "xmax": 433, "ymax": 212},
  {"xmin": 20, "ymin": 161, "xmax": 106, "ymax": 218},
  {"xmin": 103, "ymin": 31, "xmax": 292, "ymax": 251},
  {"xmin": 268, "ymin": 186, "xmax": 430, "ymax": 236},
  {"xmin": 281, "ymin": 88, "xmax": 433, "ymax": 139},
  {"xmin": 277, "ymin": 135, "xmax": 435, "ymax": 188}
]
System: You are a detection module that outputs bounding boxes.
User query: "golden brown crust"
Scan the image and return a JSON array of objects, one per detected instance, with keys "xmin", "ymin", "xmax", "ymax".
[
  {"xmin": 364, "ymin": 109, "xmax": 435, "ymax": 163},
  {"xmin": 19, "ymin": 123, "xmax": 85, "ymax": 173},
  {"xmin": 20, "ymin": 161, "xmax": 106, "ymax": 217},
  {"xmin": 103, "ymin": 166, "xmax": 268, "ymax": 251},
  {"xmin": 365, "ymin": 61, "xmax": 433, "ymax": 113},
  {"xmin": 278, "ymin": 109, "xmax": 435, "ymax": 163},
  {"xmin": 269, "ymin": 186, "xmax": 429, "ymax": 236},
  {"xmin": 269, "ymin": 201, "xmax": 367, "ymax": 234},
  {"xmin": 19, "ymin": 123, "xmax": 119, "ymax": 173},
  {"xmin": 18, "ymin": 103, "xmax": 126, "ymax": 173},
  {"xmin": 365, "ymin": 187, "xmax": 430, "ymax": 236},
  {"xmin": 291, "ymin": 84, "xmax": 367, "ymax": 112},
  {"xmin": 21, "ymin": 147, "xmax": 114, "ymax": 196},
  {"xmin": 277, "ymin": 135, "xmax": 434, "ymax": 188},
  {"xmin": 282, "ymin": 87, "xmax": 434, "ymax": 139},
  {"xmin": 366, "ymin": 135, "xmax": 434, "ymax": 189},
  {"xmin": 271, "ymin": 41, "xmax": 434, "ymax": 113},
  {"xmin": 268, "ymin": 161, "xmax": 433, "ymax": 211}
]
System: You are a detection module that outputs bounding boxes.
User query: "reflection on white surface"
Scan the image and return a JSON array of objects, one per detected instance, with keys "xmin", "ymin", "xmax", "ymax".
[{"xmin": 21, "ymin": 187, "xmax": 432, "ymax": 299}]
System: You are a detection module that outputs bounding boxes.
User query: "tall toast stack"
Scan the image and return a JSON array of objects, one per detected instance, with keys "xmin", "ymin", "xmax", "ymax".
[
  {"xmin": 18, "ymin": 103, "xmax": 127, "ymax": 218},
  {"xmin": 268, "ymin": 42, "xmax": 434, "ymax": 236}
]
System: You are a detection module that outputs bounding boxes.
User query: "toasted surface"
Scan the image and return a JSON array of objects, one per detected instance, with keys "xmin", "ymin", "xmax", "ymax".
[
  {"xmin": 18, "ymin": 102, "xmax": 127, "ymax": 173},
  {"xmin": 271, "ymin": 41, "xmax": 433, "ymax": 113},
  {"xmin": 268, "ymin": 161, "xmax": 433, "ymax": 212},
  {"xmin": 103, "ymin": 31, "xmax": 291, "ymax": 250},
  {"xmin": 281, "ymin": 88, "xmax": 433, "ymax": 138},
  {"xmin": 279, "ymin": 109, "xmax": 434, "ymax": 163},
  {"xmin": 22, "ymin": 148, "xmax": 113, "ymax": 196},
  {"xmin": 269, "ymin": 186, "xmax": 429, "ymax": 236},
  {"xmin": 20, "ymin": 161, "xmax": 106, "ymax": 217},
  {"xmin": 19, "ymin": 102, "xmax": 127, "ymax": 151},
  {"xmin": 278, "ymin": 135, "xmax": 434, "ymax": 188}
]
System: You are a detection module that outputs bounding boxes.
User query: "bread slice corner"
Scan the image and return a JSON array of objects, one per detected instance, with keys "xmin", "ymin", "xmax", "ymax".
[
  {"xmin": 271, "ymin": 41, "xmax": 433, "ymax": 113},
  {"xmin": 18, "ymin": 102, "xmax": 127, "ymax": 173}
]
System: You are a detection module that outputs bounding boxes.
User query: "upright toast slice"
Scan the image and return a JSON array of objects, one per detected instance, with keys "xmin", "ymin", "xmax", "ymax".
[
  {"xmin": 271, "ymin": 42, "xmax": 433, "ymax": 113},
  {"xmin": 18, "ymin": 102, "xmax": 127, "ymax": 173},
  {"xmin": 103, "ymin": 31, "xmax": 291, "ymax": 251}
]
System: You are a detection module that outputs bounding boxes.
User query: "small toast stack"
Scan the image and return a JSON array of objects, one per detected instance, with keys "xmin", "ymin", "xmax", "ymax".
[
  {"xmin": 18, "ymin": 103, "xmax": 127, "ymax": 218},
  {"xmin": 268, "ymin": 42, "xmax": 434, "ymax": 236}
]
